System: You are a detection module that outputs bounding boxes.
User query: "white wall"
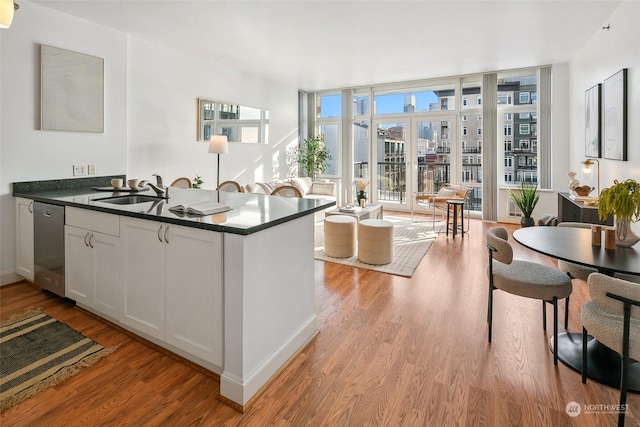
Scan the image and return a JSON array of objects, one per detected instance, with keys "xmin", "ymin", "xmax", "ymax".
[
  {"xmin": 569, "ymin": 0, "xmax": 640, "ymax": 234},
  {"xmin": 126, "ymin": 37, "xmax": 299, "ymax": 189},
  {"xmin": 0, "ymin": 2, "xmax": 300, "ymax": 284},
  {"xmin": 0, "ymin": 2, "xmax": 127, "ymax": 284}
]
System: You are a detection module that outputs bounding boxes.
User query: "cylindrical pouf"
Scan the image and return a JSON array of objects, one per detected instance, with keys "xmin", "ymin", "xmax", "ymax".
[
  {"xmin": 358, "ymin": 219, "xmax": 393, "ymax": 265},
  {"xmin": 324, "ymin": 215, "xmax": 357, "ymax": 258}
]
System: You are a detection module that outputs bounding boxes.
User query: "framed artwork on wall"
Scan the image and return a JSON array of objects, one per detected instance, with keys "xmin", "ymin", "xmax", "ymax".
[
  {"xmin": 584, "ymin": 83, "xmax": 601, "ymax": 158},
  {"xmin": 603, "ymin": 68, "xmax": 627, "ymax": 161},
  {"xmin": 41, "ymin": 45, "xmax": 104, "ymax": 132}
]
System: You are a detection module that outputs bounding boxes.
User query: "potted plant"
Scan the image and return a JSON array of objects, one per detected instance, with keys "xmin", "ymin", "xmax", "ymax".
[
  {"xmin": 296, "ymin": 136, "xmax": 331, "ymax": 180},
  {"xmin": 598, "ymin": 178, "xmax": 640, "ymax": 247},
  {"xmin": 507, "ymin": 181, "xmax": 540, "ymax": 227},
  {"xmin": 192, "ymin": 175, "xmax": 204, "ymax": 189}
]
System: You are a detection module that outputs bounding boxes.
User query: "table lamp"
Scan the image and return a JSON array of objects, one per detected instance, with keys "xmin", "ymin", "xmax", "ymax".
[
  {"xmin": 581, "ymin": 158, "xmax": 600, "ymax": 204},
  {"xmin": 208, "ymin": 135, "xmax": 229, "ymax": 189}
]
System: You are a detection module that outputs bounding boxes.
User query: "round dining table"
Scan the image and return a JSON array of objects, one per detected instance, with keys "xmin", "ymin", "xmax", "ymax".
[{"xmin": 513, "ymin": 225, "xmax": 640, "ymax": 392}]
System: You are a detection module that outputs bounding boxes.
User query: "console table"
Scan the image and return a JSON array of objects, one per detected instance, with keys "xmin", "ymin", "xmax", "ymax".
[{"xmin": 557, "ymin": 192, "xmax": 613, "ymax": 226}]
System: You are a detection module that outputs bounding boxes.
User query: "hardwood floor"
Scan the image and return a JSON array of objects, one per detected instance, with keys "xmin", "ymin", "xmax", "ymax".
[{"xmin": 1, "ymin": 217, "xmax": 636, "ymax": 426}]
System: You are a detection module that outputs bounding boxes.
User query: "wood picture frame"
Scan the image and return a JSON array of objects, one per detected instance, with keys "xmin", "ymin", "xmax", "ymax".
[
  {"xmin": 41, "ymin": 45, "xmax": 104, "ymax": 132},
  {"xmin": 603, "ymin": 68, "xmax": 627, "ymax": 161},
  {"xmin": 584, "ymin": 83, "xmax": 601, "ymax": 158}
]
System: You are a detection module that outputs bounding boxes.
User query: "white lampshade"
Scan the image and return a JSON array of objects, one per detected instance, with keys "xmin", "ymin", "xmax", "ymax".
[
  {"xmin": 0, "ymin": 0, "xmax": 15, "ymax": 29},
  {"xmin": 208, "ymin": 135, "xmax": 229, "ymax": 154}
]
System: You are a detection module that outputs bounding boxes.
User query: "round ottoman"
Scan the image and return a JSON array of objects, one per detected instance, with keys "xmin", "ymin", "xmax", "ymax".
[
  {"xmin": 358, "ymin": 219, "xmax": 393, "ymax": 265},
  {"xmin": 324, "ymin": 215, "xmax": 357, "ymax": 258}
]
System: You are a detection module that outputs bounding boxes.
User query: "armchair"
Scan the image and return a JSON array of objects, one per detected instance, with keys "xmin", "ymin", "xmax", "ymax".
[{"xmin": 412, "ymin": 184, "xmax": 471, "ymax": 229}]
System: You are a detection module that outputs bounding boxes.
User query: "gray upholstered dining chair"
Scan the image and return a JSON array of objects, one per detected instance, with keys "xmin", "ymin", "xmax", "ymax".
[
  {"xmin": 486, "ymin": 227, "xmax": 573, "ymax": 364},
  {"xmin": 615, "ymin": 273, "xmax": 640, "ymax": 284},
  {"xmin": 581, "ymin": 273, "xmax": 640, "ymax": 427},
  {"xmin": 557, "ymin": 222, "xmax": 598, "ymax": 280}
]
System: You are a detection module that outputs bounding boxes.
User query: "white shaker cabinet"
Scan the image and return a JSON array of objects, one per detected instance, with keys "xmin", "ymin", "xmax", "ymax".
[
  {"xmin": 165, "ymin": 224, "xmax": 223, "ymax": 366},
  {"xmin": 65, "ymin": 207, "xmax": 121, "ymax": 320},
  {"xmin": 120, "ymin": 217, "xmax": 167, "ymax": 341},
  {"xmin": 120, "ymin": 217, "xmax": 223, "ymax": 366},
  {"xmin": 15, "ymin": 197, "xmax": 34, "ymax": 281}
]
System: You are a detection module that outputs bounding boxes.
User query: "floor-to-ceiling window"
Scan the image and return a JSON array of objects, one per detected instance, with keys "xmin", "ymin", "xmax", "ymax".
[
  {"xmin": 461, "ymin": 79, "xmax": 483, "ymax": 211},
  {"xmin": 315, "ymin": 93, "xmax": 342, "ymax": 178},
  {"xmin": 307, "ymin": 67, "xmax": 550, "ymax": 219},
  {"xmin": 497, "ymin": 72, "xmax": 538, "ymax": 186}
]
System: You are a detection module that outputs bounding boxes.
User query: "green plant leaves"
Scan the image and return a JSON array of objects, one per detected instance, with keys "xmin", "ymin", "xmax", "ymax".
[
  {"xmin": 598, "ymin": 179, "xmax": 640, "ymax": 222},
  {"xmin": 506, "ymin": 181, "xmax": 539, "ymax": 218},
  {"xmin": 296, "ymin": 136, "xmax": 332, "ymax": 180}
]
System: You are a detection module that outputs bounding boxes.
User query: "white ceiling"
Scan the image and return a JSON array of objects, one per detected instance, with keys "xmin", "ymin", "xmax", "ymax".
[{"xmin": 31, "ymin": 0, "xmax": 622, "ymax": 91}]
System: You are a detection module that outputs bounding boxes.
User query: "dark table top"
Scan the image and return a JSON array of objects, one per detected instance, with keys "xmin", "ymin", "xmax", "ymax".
[{"xmin": 513, "ymin": 226, "xmax": 640, "ymax": 276}]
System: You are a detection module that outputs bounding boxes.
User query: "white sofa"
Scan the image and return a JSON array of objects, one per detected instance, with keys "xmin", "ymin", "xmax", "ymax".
[{"xmin": 244, "ymin": 177, "xmax": 336, "ymax": 202}]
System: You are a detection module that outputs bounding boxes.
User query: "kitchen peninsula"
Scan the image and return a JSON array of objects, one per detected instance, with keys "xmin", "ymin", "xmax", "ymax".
[{"xmin": 14, "ymin": 176, "xmax": 335, "ymax": 410}]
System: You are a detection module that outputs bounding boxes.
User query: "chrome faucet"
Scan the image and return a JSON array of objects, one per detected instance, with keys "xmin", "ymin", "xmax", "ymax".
[{"xmin": 146, "ymin": 174, "xmax": 169, "ymax": 198}]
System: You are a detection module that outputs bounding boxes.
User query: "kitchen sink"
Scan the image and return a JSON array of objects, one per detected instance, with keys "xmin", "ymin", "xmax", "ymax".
[{"xmin": 95, "ymin": 195, "xmax": 165, "ymax": 205}]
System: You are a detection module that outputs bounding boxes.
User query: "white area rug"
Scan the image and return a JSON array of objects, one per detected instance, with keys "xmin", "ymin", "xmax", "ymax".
[{"xmin": 314, "ymin": 216, "xmax": 442, "ymax": 277}]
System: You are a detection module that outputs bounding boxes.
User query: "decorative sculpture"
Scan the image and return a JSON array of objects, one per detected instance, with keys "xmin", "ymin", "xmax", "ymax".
[{"xmin": 568, "ymin": 171, "xmax": 579, "ymax": 196}]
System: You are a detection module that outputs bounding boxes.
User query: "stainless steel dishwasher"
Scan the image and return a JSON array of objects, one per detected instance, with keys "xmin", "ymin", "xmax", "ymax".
[{"xmin": 34, "ymin": 202, "xmax": 65, "ymax": 297}]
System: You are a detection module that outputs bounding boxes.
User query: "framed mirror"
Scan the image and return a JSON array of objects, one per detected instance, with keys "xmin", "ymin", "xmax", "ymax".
[{"xmin": 198, "ymin": 98, "xmax": 269, "ymax": 143}]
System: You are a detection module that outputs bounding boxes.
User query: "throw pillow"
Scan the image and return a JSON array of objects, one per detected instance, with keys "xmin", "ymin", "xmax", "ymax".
[
  {"xmin": 436, "ymin": 188, "xmax": 458, "ymax": 198},
  {"xmin": 245, "ymin": 183, "xmax": 266, "ymax": 194},
  {"xmin": 257, "ymin": 182, "xmax": 274, "ymax": 194},
  {"xmin": 290, "ymin": 177, "xmax": 310, "ymax": 196},
  {"xmin": 310, "ymin": 182, "xmax": 335, "ymax": 196}
]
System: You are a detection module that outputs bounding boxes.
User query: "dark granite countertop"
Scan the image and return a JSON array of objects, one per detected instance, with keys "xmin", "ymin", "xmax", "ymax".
[{"xmin": 13, "ymin": 176, "xmax": 335, "ymax": 235}]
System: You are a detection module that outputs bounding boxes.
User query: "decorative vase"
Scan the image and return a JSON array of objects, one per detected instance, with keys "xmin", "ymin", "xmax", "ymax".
[
  {"xmin": 615, "ymin": 217, "xmax": 640, "ymax": 247},
  {"xmin": 520, "ymin": 217, "xmax": 535, "ymax": 228},
  {"xmin": 356, "ymin": 190, "xmax": 367, "ymax": 206}
]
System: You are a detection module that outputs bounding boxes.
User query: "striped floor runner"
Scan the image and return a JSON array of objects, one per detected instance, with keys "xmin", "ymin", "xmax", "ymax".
[{"xmin": 0, "ymin": 309, "xmax": 117, "ymax": 413}]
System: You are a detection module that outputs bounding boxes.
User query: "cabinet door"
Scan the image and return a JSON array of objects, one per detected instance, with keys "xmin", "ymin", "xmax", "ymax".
[
  {"xmin": 15, "ymin": 198, "xmax": 34, "ymax": 281},
  {"xmin": 92, "ymin": 232, "xmax": 121, "ymax": 319},
  {"xmin": 165, "ymin": 224, "xmax": 223, "ymax": 366},
  {"xmin": 65, "ymin": 226, "xmax": 94, "ymax": 306},
  {"xmin": 120, "ymin": 217, "xmax": 166, "ymax": 340}
]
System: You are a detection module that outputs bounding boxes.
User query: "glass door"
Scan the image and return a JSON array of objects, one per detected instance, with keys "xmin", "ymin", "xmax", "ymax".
[
  {"xmin": 370, "ymin": 116, "xmax": 457, "ymax": 212},
  {"xmin": 372, "ymin": 120, "xmax": 409, "ymax": 208},
  {"xmin": 411, "ymin": 116, "xmax": 457, "ymax": 214}
]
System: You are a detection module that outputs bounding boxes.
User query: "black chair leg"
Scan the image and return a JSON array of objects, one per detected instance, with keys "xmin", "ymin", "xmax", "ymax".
[
  {"xmin": 620, "ymin": 352, "xmax": 629, "ymax": 427},
  {"xmin": 564, "ymin": 295, "xmax": 570, "ymax": 329},
  {"xmin": 582, "ymin": 327, "xmax": 588, "ymax": 384},
  {"xmin": 619, "ymin": 303, "xmax": 632, "ymax": 427},
  {"xmin": 487, "ymin": 285, "xmax": 494, "ymax": 343},
  {"xmin": 542, "ymin": 300, "xmax": 547, "ymax": 331},
  {"xmin": 553, "ymin": 297, "xmax": 558, "ymax": 365}
]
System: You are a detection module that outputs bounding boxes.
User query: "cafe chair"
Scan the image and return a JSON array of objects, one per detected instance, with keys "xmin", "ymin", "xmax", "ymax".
[
  {"xmin": 557, "ymin": 222, "xmax": 598, "ymax": 281},
  {"xmin": 170, "ymin": 177, "xmax": 192, "ymax": 188},
  {"xmin": 413, "ymin": 184, "xmax": 471, "ymax": 223},
  {"xmin": 581, "ymin": 273, "xmax": 640, "ymax": 427},
  {"xmin": 270, "ymin": 185, "xmax": 302, "ymax": 198},
  {"xmin": 486, "ymin": 227, "xmax": 573, "ymax": 365},
  {"xmin": 216, "ymin": 180, "xmax": 244, "ymax": 192}
]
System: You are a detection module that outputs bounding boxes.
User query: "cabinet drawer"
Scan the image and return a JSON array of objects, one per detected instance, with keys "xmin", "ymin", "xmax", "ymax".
[{"xmin": 66, "ymin": 207, "xmax": 119, "ymax": 237}]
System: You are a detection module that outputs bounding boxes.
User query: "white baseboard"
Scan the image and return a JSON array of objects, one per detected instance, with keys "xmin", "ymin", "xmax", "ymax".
[
  {"xmin": 220, "ymin": 314, "xmax": 318, "ymax": 406},
  {"xmin": 1, "ymin": 270, "xmax": 25, "ymax": 286}
]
